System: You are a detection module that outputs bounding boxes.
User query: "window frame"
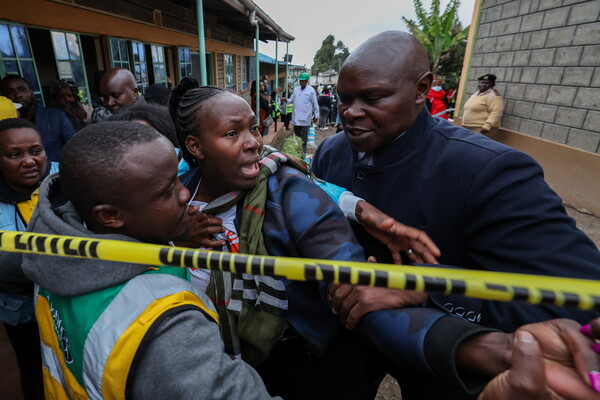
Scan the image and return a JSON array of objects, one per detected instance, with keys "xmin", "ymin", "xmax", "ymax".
[
  {"xmin": 150, "ymin": 44, "xmax": 167, "ymax": 87},
  {"xmin": 178, "ymin": 46, "xmax": 192, "ymax": 81},
  {"xmin": 50, "ymin": 29, "xmax": 91, "ymax": 104},
  {"xmin": 108, "ymin": 37, "xmax": 131, "ymax": 70},
  {"xmin": 241, "ymin": 56, "xmax": 248, "ymax": 91},
  {"xmin": 0, "ymin": 22, "xmax": 44, "ymax": 105},
  {"xmin": 224, "ymin": 53, "xmax": 235, "ymax": 91},
  {"xmin": 131, "ymin": 41, "xmax": 149, "ymax": 94}
]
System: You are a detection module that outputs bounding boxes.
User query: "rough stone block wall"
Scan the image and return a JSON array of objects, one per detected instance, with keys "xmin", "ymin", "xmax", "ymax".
[{"xmin": 465, "ymin": 0, "xmax": 600, "ymax": 153}]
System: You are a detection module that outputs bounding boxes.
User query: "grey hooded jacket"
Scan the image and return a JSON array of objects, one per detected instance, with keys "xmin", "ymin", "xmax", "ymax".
[{"xmin": 21, "ymin": 174, "xmax": 277, "ymax": 400}]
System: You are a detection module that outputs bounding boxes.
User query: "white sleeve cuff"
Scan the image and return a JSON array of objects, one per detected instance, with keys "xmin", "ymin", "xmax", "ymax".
[{"xmin": 338, "ymin": 191, "xmax": 363, "ymax": 223}]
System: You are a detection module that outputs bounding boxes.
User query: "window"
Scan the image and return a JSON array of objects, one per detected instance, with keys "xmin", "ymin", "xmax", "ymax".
[
  {"xmin": 191, "ymin": 52, "xmax": 214, "ymax": 85},
  {"xmin": 151, "ymin": 44, "xmax": 167, "ymax": 86},
  {"xmin": 249, "ymin": 56, "xmax": 256, "ymax": 83},
  {"xmin": 242, "ymin": 56, "xmax": 248, "ymax": 91},
  {"xmin": 131, "ymin": 41, "xmax": 149, "ymax": 93},
  {"xmin": 50, "ymin": 30, "xmax": 90, "ymax": 104},
  {"xmin": 224, "ymin": 54, "xmax": 235, "ymax": 91},
  {"xmin": 205, "ymin": 52, "xmax": 214, "ymax": 85},
  {"xmin": 109, "ymin": 38, "xmax": 130, "ymax": 70},
  {"xmin": 0, "ymin": 23, "xmax": 43, "ymax": 103},
  {"xmin": 178, "ymin": 47, "xmax": 192, "ymax": 81}
]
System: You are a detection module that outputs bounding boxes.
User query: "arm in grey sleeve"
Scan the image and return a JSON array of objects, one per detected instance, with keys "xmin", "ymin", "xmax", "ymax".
[{"xmin": 130, "ymin": 309, "xmax": 279, "ymax": 400}]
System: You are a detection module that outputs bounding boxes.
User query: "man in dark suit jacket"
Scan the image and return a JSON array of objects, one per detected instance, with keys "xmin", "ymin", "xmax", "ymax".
[
  {"xmin": 312, "ymin": 30, "xmax": 600, "ymax": 400},
  {"xmin": 1, "ymin": 75, "xmax": 75, "ymax": 161}
]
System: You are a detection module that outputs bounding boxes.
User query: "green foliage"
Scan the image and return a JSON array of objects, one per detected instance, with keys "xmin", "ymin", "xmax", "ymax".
[
  {"xmin": 282, "ymin": 134, "xmax": 305, "ymax": 159},
  {"xmin": 331, "ymin": 41, "xmax": 350, "ymax": 72},
  {"xmin": 403, "ymin": 0, "xmax": 469, "ymax": 75},
  {"xmin": 311, "ymin": 35, "xmax": 350, "ymax": 74},
  {"xmin": 437, "ymin": 35, "xmax": 466, "ymax": 89}
]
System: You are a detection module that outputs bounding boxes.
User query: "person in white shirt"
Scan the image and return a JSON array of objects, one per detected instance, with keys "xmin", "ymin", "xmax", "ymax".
[{"xmin": 282, "ymin": 73, "xmax": 318, "ymax": 153}]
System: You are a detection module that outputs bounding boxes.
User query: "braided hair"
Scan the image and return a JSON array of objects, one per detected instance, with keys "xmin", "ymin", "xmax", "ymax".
[
  {"xmin": 50, "ymin": 79, "xmax": 81, "ymax": 103},
  {"xmin": 168, "ymin": 77, "xmax": 226, "ymax": 167}
]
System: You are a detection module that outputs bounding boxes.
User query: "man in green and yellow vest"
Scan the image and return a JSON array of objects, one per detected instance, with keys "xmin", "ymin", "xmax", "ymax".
[{"xmin": 22, "ymin": 122, "xmax": 277, "ymax": 399}]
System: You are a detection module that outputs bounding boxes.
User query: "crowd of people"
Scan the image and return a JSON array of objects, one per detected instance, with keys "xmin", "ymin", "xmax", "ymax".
[{"xmin": 0, "ymin": 30, "xmax": 598, "ymax": 400}]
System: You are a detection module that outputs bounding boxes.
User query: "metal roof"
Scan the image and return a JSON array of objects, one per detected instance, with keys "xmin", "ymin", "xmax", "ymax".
[{"xmin": 207, "ymin": 0, "xmax": 294, "ymax": 42}]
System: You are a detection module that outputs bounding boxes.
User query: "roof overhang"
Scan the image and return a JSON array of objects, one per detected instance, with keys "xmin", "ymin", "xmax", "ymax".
[{"xmin": 206, "ymin": 0, "xmax": 294, "ymax": 42}]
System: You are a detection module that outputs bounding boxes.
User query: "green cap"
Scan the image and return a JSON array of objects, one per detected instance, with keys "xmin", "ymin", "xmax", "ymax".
[{"xmin": 299, "ymin": 72, "xmax": 310, "ymax": 81}]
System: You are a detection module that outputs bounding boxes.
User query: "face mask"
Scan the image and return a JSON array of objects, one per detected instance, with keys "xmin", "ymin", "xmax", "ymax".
[{"xmin": 432, "ymin": 86, "xmax": 442, "ymax": 92}]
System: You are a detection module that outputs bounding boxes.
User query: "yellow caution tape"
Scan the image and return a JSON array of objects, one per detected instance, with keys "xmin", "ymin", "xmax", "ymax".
[{"xmin": 1, "ymin": 230, "xmax": 599, "ymax": 310}]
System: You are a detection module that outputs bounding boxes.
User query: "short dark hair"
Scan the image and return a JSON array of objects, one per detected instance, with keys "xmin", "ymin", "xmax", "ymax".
[
  {"xmin": 0, "ymin": 75, "xmax": 30, "ymax": 94},
  {"xmin": 59, "ymin": 121, "xmax": 163, "ymax": 216},
  {"xmin": 0, "ymin": 118, "xmax": 38, "ymax": 135},
  {"xmin": 144, "ymin": 83, "xmax": 170, "ymax": 106},
  {"xmin": 169, "ymin": 77, "xmax": 226, "ymax": 167},
  {"xmin": 108, "ymin": 104, "xmax": 179, "ymax": 148}
]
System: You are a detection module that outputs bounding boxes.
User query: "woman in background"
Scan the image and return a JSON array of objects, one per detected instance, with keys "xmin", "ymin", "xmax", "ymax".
[
  {"xmin": 49, "ymin": 79, "xmax": 93, "ymax": 131},
  {"xmin": 250, "ymin": 80, "xmax": 272, "ymax": 136},
  {"xmin": 0, "ymin": 118, "xmax": 58, "ymax": 400},
  {"xmin": 317, "ymin": 87, "xmax": 332, "ymax": 130},
  {"xmin": 462, "ymin": 74, "xmax": 504, "ymax": 134}
]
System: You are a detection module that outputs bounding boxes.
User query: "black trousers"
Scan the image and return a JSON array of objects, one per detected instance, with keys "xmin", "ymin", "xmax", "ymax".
[
  {"xmin": 255, "ymin": 329, "xmax": 384, "ymax": 400},
  {"xmin": 293, "ymin": 125, "xmax": 309, "ymax": 153},
  {"xmin": 281, "ymin": 114, "xmax": 290, "ymax": 129},
  {"xmin": 4, "ymin": 321, "xmax": 44, "ymax": 400}
]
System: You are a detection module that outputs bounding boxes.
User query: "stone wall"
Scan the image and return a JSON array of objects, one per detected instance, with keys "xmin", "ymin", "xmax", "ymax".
[{"xmin": 464, "ymin": 0, "xmax": 600, "ymax": 153}]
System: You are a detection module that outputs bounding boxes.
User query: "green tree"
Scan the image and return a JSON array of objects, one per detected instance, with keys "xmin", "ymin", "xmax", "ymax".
[
  {"xmin": 403, "ymin": 0, "xmax": 469, "ymax": 75},
  {"xmin": 332, "ymin": 41, "xmax": 350, "ymax": 72},
  {"xmin": 311, "ymin": 35, "xmax": 350, "ymax": 75},
  {"xmin": 437, "ymin": 29, "xmax": 466, "ymax": 89}
]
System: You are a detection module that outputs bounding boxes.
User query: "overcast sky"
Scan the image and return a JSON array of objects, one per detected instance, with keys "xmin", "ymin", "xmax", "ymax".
[{"xmin": 255, "ymin": 0, "xmax": 476, "ymax": 68}]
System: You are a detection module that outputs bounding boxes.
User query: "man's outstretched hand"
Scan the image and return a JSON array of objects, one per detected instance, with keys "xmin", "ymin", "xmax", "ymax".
[{"xmin": 356, "ymin": 200, "xmax": 440, "ymax": 264}]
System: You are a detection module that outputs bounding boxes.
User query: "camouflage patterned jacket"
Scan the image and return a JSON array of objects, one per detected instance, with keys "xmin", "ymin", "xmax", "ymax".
[{"xmin": 181, "ymin": 164, "xmax": 484, "ymax": 393}]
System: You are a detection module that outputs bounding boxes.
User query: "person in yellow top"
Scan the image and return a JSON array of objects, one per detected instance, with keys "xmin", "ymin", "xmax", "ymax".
[
  {"xmin": 0, "ymin": 118, "xmax": 58, "ymax": 400},
  {"xmin": 0, "ymin": 95, "xmax": 21, "ymax": 120},
  {"xmin": 462, "ymin": 74, "xmax": 504, "ymax": 134}
]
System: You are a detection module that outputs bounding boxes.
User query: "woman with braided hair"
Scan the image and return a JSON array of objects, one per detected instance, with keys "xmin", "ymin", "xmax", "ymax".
[
  {"xmin": 168, "ymin": 76, "xmax": 450, "ymax": 400},
  {"xmin": 49, "ymin": 79, "xmax": 93, "ymax": 131},
  {"xmin": 250, "ymin": 80, "xmax": 272, "ymax": 136},
  {"xmin": 169, "ymin": 77, "xmax": 388, "ymax": 399}
]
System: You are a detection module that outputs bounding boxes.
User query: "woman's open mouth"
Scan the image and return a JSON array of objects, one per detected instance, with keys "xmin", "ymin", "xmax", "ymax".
[{"xmin": 240, "ymin": 160, "xmax": 260, "ymax": 178}]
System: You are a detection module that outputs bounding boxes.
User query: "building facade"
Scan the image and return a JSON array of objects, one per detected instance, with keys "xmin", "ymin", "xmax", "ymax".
[
  {"xmin": 459, "ymin": 0, "xmax": 600, "ymax": 153},
  {"xmin": 0, "ymin": 0, "xmax": 294, "ymax": 104},
  {"xmin": 457, "ymin": 0, "xmax": 600, "ymax": 214}
]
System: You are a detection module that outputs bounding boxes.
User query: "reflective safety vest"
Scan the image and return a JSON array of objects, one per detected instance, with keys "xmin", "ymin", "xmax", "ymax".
[
  {"xmin": 286, "ymin": 102, "xmax": 293, "ymax": 114},
  {"xmin": 271, "ymin": 100, "xmax": 281, "ymax": 119},
  {"xmin": 36, "ymin": 266, "xmax": 218, "ymax": 400}
]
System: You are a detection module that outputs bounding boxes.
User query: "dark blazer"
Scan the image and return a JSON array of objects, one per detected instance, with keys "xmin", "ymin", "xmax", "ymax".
[
  {"xmin": 313, "ymin": 108, "xmax": 600, "ymax": 332},
  {"xmin": 34, "ymin": 103, "xmax": 75, "ymax": 161}
]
